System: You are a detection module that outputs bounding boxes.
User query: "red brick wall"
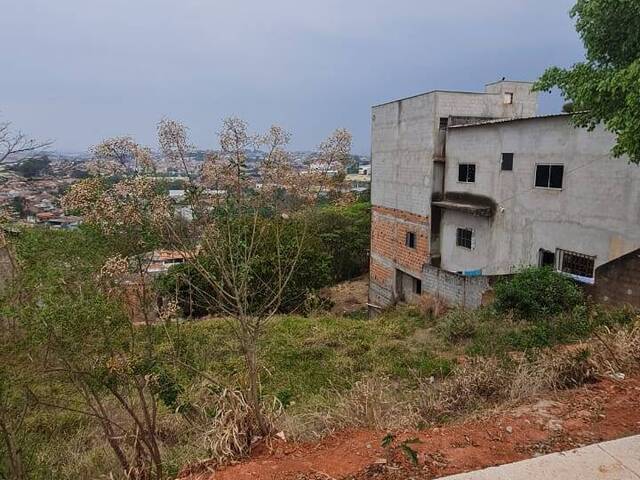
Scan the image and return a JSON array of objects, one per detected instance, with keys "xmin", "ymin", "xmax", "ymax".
[
  {"xmin": 370, "ymin": 206, "xmax": 430, "ymax": 276},
  {"xmin": 370, "ymin": 258, "xmax": 393, "ymax": 285}
]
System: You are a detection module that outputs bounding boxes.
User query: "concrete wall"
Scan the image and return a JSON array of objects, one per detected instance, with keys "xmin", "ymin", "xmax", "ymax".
[
  {"xmin": 422, "ymin": 264, "xmax": 490, "ymax": 309},
  {"xmin": 585, "ymin": 248, "xmax": 640, "ymax": 308},
  {"xmin": 369, "ymin": 80, "xmax": 539, "ymax": 309},
  {"xmin": 442, "ymin": 116, "xmax": 640, "ymax": 275}
]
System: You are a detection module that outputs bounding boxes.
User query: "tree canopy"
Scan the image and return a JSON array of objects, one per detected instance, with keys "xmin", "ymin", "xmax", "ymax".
[{"xmin": 534, "ymin": 0, "xmax": 640, "ymax": 163}]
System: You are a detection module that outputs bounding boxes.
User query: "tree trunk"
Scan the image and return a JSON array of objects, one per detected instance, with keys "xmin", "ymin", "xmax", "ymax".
[{"xmin": 244, "ymin": 341, "xmax": 269, "ymax": 436}]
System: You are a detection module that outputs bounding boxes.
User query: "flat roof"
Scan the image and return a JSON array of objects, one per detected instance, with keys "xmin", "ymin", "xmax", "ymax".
[
  {"xmin": 372, "ymin": 79, "xmax": 534, "ymax": 108},
  {"xmin": 372, "ymin": 89, "xmax": 488, "ymax": 108},
  {"xmin": 448, "ymin": 113, "xmax": 574, "ymax": 130}
]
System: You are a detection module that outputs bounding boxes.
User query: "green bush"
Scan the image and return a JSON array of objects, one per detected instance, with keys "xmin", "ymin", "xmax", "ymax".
[
  {"xmin": 494, "ymin": 266, "xmax": 584, "ymax": 319},
  {"xmin": 307, "ymin": 201, "xmax": 370, "ymax": 282},
  {"xmin": 437, "ymin": 309, "xmax": 479, "ymax": 343}
]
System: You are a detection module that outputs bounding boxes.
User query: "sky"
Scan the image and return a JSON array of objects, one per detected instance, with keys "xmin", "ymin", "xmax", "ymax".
[{"xmin": 0, "ymin": 0, "xmax": 584, "ymax": 155}]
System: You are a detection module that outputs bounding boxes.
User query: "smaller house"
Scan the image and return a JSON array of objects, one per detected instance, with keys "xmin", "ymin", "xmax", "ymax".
[{"xmin": 146, "ymin": 249, "xmax": 189, "ymax": 274}]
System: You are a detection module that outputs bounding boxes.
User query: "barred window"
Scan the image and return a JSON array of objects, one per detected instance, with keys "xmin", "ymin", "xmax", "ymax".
[
  {"xmin": 558, "ymin": 249, "xmax": 595, "ymax": 279},
  {"xmin": 456, "ymin": 228, "xmax": 473, "ymax": 249},
  {"xmin": 458, "ymin": 163, "xmax": 476, "ymax": 183}
]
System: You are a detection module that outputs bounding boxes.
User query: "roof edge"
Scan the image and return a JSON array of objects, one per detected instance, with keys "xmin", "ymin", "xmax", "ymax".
[{"xmin": 448, "ymin": 113, "xmax": 574, "ymax": 130}]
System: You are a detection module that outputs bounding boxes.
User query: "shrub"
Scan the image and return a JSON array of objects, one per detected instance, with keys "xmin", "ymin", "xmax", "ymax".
[
  {"xmin": 307, "ymin": 201, "xmax": 371, "ymax": 282},
  {"xmin": 437, "ymin": 309, "xmax": 479, "ymax": 343},
  {"xmin": 494, "ymin": 266, "xmax": 584, "ymax": 319}
]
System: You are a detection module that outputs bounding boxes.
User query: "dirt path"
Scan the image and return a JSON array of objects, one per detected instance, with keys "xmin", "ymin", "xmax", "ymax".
[
  {"xmin": 179, "ymin": 375, "xmax": 640, "ymax": 480},
  {"xmin": 320, "ymin": 275, "xmax": 368, "ymax": 315}
]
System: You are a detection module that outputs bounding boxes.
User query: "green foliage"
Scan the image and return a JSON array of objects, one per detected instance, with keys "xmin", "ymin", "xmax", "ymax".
[
  {"xmin": 463, "ymin": 303, "xmax": 636, "ymax": 357},
  {"xmin": 156, "ymin": 202, "xmax": 370, "ymax": 318},
  {"xmin": 9, "ymin": 155, "xmax": 51, "ymax": 178},
  {"xmin": 437, "ymin": 309, "xmax": 479, "ymax": 342},
  {"xmin": 308, "ymin": 201, "xmax": 371, "ymax": 282},
  {"xmin": 534, "ymin": 0, "xmax": 640, "ymax": 163},
  {"xmin": 493, "ymin": 267, "xmax": 584, "ymax": 319}
]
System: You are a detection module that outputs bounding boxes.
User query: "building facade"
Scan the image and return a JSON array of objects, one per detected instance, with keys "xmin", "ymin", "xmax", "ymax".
[{"xmin": 369, "ymin": 80, "xmax": 640, "ymax": 310}]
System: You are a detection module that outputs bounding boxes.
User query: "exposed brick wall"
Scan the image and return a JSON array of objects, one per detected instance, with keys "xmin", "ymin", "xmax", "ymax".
[
  {"xmin": 585, "ymin": 249, "xmax": 640, "ymax": 308},
  {"xmin": 370, "ymin": 258, "xmax": 393, "ymax": 285},
  {"xmin": 370, "ymin": 206, "xmax": 429, "ymax": 276}
]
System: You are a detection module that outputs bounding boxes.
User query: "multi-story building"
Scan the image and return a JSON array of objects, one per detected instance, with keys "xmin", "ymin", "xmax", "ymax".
[{"xmin": 369, "ymin": 80, "xmax": 640, "ymax": 311}]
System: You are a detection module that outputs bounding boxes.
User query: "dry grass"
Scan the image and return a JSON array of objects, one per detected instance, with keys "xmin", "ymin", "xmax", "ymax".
[
  {"xmin": 197, "ymin": 388, "xmax": 282, "ymax": 465},
  {"xmin": 282, "ymin": 319, "xmax": 640, "ymax": 439}
]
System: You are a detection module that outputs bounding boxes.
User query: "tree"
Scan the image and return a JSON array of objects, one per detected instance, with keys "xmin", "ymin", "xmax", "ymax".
[
  {"xmin": 534, "ymin": 0, "xmax": 640, "ymax": 163},
  {"xmin": 64, "ymin": 117, "xmax": 353, "ymax": 445},
  {"xmin": 9, "ymin": 155, "xmax": 51, "ymax": 178},
  {"xmin": 0, "ymin": 119, "xmax": 51, "ymax": 164}
]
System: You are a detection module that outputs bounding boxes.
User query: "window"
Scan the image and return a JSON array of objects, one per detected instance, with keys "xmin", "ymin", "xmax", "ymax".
[
  {"xmin": 501, "ymin": 153, "xmax": 514, "ymax": 171},
  {"xmin": 535, "ymin": 164, "xmax": 564, "ymax": 189},
  {"xmin": 456, "ymin": 228, "xmax": 473, "ymax": 249},
  {"xmin": 414, "ymin": 278, "xmax": 422, "ymax": 295},
  {"xmin": 458, "ymin": 163, "xmax": 476, "ymax": 183},
  {"xmin": 504, "ymin": 92, "xmax": 514, "ymax": 104},
  {"xmin": 405, "ymin": 231, "xmax": 416, "ymax": 249},
  {"xmin": 558, "ymin": 249, "xmax": 595, "ymax": 279},
  {"xmin": 439, "ymin": 117, "xmax": 449, "ymax": 130},
  {"xmin": 538, "ymin": 249, "xmax": 555, "ymax": 267}
]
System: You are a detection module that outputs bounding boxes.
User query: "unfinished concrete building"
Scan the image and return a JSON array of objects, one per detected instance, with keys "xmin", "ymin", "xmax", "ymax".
[{"xmin": 369, "ymin": 80, "xmax": 640, "ymax": 311}]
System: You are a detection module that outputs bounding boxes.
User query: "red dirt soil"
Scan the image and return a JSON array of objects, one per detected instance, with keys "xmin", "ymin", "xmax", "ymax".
[{"xmin": 179, "ymin": 375, "xmax": 640, "ymax": 480}]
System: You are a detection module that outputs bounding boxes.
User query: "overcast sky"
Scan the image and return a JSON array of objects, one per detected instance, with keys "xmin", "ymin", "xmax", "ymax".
[{"xmin": 0, "ymin": 0, "xmax": 583, "ymax": 154}]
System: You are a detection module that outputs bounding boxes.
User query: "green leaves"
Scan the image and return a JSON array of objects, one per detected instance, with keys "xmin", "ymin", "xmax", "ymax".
[{"xmin": 534, "ymin": 0, "xmax": 640, "ymax": 163}]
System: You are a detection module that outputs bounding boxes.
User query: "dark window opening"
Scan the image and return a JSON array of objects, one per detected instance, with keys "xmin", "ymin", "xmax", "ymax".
[
  {"xmin": 501, "ymin": 153, "xmax": 514, "ymax": 171},
  {"xmin": 559, "ymin": 249, "xmax": 595, "ymax": 278},
  {"xmin": 504, "ymin": 92, "xmax": 514, "ymax": 104},
  {"xmin": 405, "ymin": 231, "xmax": 416, "ymax": 249},
  {"xmin": 414, "ymin": 278, "xmax": 422, "ymax": 295},
  {"xmin": 458, "ymin": 163, "xmax": 476, "ymax": 183},
  {"xmin": 439, "ymin": 117, "xmax": 449, "ymax": 130},
  {"xmin": 535, "ymin": 164, "xmax": 564, "ymax": 189},
  {"xmin": 539, "ymin": 249, "xmax": 555, "ymax": 268},
  {"xmin": 456, "ymin": 228, "xmax": 473, "ymax": 249}
]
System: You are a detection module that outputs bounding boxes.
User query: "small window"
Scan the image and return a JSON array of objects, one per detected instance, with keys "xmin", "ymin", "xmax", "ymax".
[
  {"xmin": 458, "ymin": 163, "xmax": 476, "ymax": 183},
  {"xmin": 439, "ymin": 117, "xmax": 449, "ymax": 130},
  {"xmin": 539, "ymin": 249, "xmax": 555, "ymax": 267},
  {"xmin": 456, "ymin": 228, "xmax": 473, "ymax": 249},
  {"xmin": 504, "ymin": 92, "xmax": 514, "ymax": 104},
  {"xmin": 501, "ymin": 153, "xmax": 514, "ymax": 171},
  {"xmin": 414, "ymin": 278, "xmax": 422, "ymax": 295},
  {"xmin": 558, "ymin": 249, "xmax": 595, "ymax": 279},
  {"xmin": 405, "ymin": 231, "xmax": 416, "ymax": 249},
  {"xmin": 535, "ymin": 164, "xmax": 564, "ymax": 189}
]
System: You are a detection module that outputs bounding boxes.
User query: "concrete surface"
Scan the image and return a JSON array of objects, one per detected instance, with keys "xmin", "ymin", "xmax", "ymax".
[{"xmin": 440, "ymin": 435, "xmax": 640, "ymax": 479}]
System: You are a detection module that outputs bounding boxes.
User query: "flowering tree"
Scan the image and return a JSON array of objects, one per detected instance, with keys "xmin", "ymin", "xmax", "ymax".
[{"xmin": 62, "ymin": 117, "xmax": 353, "ymax": 451}]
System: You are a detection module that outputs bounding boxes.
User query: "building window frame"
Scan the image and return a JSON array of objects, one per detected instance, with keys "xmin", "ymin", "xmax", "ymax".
[
  {"xmin": 501, "ymin": 153, "xmax": 514, "ymax": 171},
  {"xmin": 405, "ymin": 231, "xmax": 416, "ymax": 249},
  {"xmin": 534, "ymin": 164, "xmax": 564, "ymax": 190},
  {"xmin": 458, "ymin": 163, "xmax": 476, "ymax": 183},
  {"xmin": 556, "ymin": 248, "xmax": 596, "ymax": 282},
  {"xmin": 504, "ymin": 92, "xmax": 514, "ymax": 104},
  {"xmin": 456, "ymin": 227, "xmax": 474, "ymax": 250},
  {"xmin": 414, "ymin": 277, "xmax": 422, "ymax": 295}
]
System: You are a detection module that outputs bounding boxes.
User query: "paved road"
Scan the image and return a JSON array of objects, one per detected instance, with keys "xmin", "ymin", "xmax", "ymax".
[{"xmin": 441, "ymin": 435, "xmax": 640, "ymax": 479}]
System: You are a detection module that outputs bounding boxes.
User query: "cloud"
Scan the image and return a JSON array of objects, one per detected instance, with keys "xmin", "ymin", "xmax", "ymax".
[{"xmin": 0, "ymin": 0, "xmax": 583, "ymax": 153}]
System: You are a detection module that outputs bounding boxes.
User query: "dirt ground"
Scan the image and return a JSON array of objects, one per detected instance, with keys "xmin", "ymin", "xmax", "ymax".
[
  {"xmin": 320, "ymin": 275, "xmax": 369, "ymax": 315},
  {"xmin": 180, "ymin": 374, "xmax": 640, "ymax": 480}
]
